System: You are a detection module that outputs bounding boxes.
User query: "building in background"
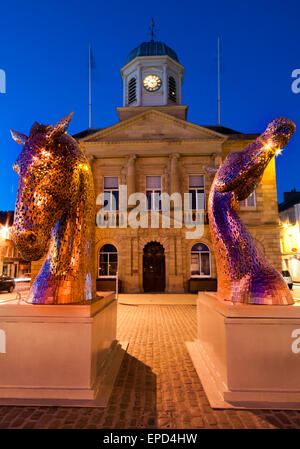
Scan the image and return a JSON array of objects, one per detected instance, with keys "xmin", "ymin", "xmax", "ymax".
[
  {"xmin": 279, "ymin": 190, "xmax": 300, "ymax": 282},
  {"xmin": 0, "ymin": 211, "xmax": 30, "ymax": 278},
  {"xmin": 31, "ymin": 38, "xmax": 285, "ymax": 293}
]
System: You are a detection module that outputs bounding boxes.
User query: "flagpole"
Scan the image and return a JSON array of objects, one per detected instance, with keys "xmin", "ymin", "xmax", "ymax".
[
  {"xmin": 217, "ymin": 36, "xmax": 221, "ymax": 125},
  {"xmin": 89, "ymin": 43, "xmax": 92, "ymax": 129}
]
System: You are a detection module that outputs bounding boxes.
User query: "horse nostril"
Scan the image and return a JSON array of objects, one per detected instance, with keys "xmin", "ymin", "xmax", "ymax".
[
  {"xmin": 277, "ymin": 126, "xmax": 290, "ymax": 136},
  {"xmin": 27, "ymin": 232, "xmax": 37, "ymax": 244}
]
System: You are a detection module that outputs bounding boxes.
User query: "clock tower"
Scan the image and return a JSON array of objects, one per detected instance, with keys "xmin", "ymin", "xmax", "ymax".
[{"xmin": 119, "ymin": 40, "xmax": 185, "ymax": 119}]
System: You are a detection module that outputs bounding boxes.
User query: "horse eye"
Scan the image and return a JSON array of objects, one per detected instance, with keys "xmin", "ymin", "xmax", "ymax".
[{"xmin": 277, "ymin": 126, "xmax": 290, "ymax": 135}]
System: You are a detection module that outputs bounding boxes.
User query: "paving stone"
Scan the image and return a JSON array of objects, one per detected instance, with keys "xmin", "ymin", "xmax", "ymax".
[{"xmin": 190, "ymin": 417, "xmax": 205, "ymax": 428}]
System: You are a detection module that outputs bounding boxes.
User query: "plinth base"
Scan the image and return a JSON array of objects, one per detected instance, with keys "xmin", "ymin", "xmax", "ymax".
[
  {"xmin": 186, "ymin": 293, "xmax": 300, "ymax": 410},
  {"xmin": 0, "ymin": 292, "xmax": 127, "ymax": 407}
]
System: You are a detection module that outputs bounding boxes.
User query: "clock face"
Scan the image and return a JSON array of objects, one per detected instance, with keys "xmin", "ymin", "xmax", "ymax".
[{"xmin": 143, "ymin": 75, "xmax": 162, "ymax": 92}]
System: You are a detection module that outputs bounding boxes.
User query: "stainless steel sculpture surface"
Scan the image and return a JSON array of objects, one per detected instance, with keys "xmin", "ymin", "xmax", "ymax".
[
  {"xmin": 11, "ymin": 113, "xmax": 96, "ymax": 304},
  {"xmin": 208, "ymin": 117, "xmax": 295, "ymax": 305}
]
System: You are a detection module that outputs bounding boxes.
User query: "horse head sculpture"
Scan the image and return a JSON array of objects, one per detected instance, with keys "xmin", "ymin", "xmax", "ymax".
[
  {"xmin": 11, "ymin": 113, "xmax": 96, "ymax": 304},
  {"xmin": 208, "ymin": 117, "xmax": 295, "ymax": 305}
]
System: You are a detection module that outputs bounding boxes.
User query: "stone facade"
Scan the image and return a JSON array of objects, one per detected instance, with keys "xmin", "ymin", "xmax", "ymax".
[{"xmin": 30, "ymin": 38, "xmax": 283, "ymax": 294}]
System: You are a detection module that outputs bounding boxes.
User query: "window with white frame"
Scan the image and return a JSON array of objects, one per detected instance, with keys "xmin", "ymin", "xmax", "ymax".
[
  {"xmin": 189, "ymin": 175, "xmax": 205, "ymax": 210},
  {"xmin": 190, "ymin": 243, "xmax": 211, "ymax": 277},
  {"xmin": 146, "ymin": 176, "xmax": 162, "ymax": 211},
  {"xmin": 98, "ymin": 244, "xmax": 118, "ymax": 278},
  {"xmin": 103, "ymin": 177, "xmax": 119, "ymax": 211},
  {"xmin": 239, "ymin": 190, "xmax": 256, "ymax": 208}
]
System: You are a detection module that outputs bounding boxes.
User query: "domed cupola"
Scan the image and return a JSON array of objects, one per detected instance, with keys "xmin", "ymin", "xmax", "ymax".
[
  {"xmin": 120, "ymin": 38, "xmax": 184, "ymax": 109},
  {"xmin": 126, "ymin": 41, "xmax": 180, "ymax": 65}
]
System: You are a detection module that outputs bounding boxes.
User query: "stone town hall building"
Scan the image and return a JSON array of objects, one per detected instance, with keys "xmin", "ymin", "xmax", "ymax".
[{"xmin": 72, "ymin": 39, "xmax": 282, "ymax": 294}]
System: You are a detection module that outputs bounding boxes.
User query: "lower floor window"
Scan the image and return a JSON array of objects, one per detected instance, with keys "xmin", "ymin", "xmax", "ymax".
[
  {"xmin": 191, "ymin": 243, "xmax": 211, "ymax": 277},
  {"xmin": 99, "ymin": 244, "xmax": 118, "ymax": 277}
]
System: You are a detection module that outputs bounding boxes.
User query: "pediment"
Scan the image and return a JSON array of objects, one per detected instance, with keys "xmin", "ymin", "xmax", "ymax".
[{"xmin": 82, "ymin": 110, "xmax": 226, "ymax": 143}]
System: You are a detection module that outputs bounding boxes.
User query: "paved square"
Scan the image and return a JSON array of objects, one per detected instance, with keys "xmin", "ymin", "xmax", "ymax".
[{"xmin": 1, "ymin": 303, "xmax": 300, "ymax": 429}]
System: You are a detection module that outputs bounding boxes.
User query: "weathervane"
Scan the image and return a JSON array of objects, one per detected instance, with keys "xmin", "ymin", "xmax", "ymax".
[{"xmin": 149, "ymin": 18, "xmax": 157, "ymax": 41}]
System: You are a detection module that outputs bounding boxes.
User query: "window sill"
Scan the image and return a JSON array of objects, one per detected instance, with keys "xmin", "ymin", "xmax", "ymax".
[
  {"xmin": 190, "ymin": 275, "xmax": 211, "ymax": 278},
  {"xmin": 97, "ymin": 276, "xmax": 117, "ymax": 279}
]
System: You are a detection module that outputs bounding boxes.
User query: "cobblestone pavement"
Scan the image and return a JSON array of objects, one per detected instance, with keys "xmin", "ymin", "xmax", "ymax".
[{"xmin": 1, "ymin": 304, "xmax": 300, "ymax": 429}]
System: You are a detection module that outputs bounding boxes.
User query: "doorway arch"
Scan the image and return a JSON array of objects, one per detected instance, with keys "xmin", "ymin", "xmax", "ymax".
[{"xmin": 143, "ymin": 242, "xmax": 166, "ymax": 292}]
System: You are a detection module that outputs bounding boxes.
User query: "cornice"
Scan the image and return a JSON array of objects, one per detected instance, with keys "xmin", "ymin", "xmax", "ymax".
[{"xmin": 84, "ymin": 139, "xmax": 225, "ymax": 146}]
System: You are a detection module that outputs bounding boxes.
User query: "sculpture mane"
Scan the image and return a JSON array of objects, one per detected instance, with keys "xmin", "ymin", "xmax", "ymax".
[
  {"xmin": 208, "ymin": 117, "xmax": 295, "ymax": 305},
  {"xmin": 11, "ymin": 113, "xmax": 95, "ymax": 304}
]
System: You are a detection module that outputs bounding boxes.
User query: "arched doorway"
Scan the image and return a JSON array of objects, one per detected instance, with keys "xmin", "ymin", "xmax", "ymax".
[{"xmin": 143, "ymin": 242, "xmax": 166, "ymax": 292}]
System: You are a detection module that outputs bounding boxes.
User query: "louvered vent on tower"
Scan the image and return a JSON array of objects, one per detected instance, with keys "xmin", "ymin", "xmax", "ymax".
[
  {"xmin": 168, "ymin": 76, "xmax": 177, "ymax": 102},
  {"xmin": 128, "ymin": 77, "xmax": 137, "ymax": 104}
]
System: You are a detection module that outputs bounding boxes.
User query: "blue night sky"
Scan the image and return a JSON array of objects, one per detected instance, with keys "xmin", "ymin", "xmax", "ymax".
[{"xmin": 0, "ymin": 0, "xmax": 299, "ymax": 210}]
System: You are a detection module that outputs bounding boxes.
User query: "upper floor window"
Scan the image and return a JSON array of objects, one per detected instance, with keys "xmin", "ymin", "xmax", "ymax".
[
  {"xmin": 189, "ymin": 175, "xmax": 205, "ymax": 210},
  {"xmin": 104, "ymin": 177, "xmax": 119, "ymax": 211},
  {"xmin": 168, "ymin": 76, "xmax": 177, "ymax": 102},
  {"xmin": 98, "ymin": 244, "xmax": 118, "ymax": 278},
  {"xmin": 146, "ymin": 176, "xmax": 162, "ymax": 211},
  {"xmin": 191, "ymin": 243, "xmax": 211, "ymax": 277},
  {"xmin": 128, "ymin": 77, "xmax": 137, "ymax": 104},
  {"xmin": 240, "ymin": 191, "xmax": 256, "ymax": 208}
]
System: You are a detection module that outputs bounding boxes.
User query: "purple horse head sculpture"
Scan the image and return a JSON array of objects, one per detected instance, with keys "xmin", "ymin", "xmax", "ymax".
[
  {"xmin": 11, "ymin": 113, "xmax": 96, "ymax": 304},
  {"xmin": 208, "ymin": 117, "xmax": 295, "ymax": 305}
]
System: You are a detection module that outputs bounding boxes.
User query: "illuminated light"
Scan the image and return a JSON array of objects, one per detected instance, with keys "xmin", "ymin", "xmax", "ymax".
[
  {"xmin": 0, "ymin": 225, "xmax": 10, "ymax": 240},
  {"xmin": 264, "ymin": 144, "xmax": 272, "ymax": 150},
  {"xmin": 41, "ymin": 149, "xmax": 51, "ymax": 159},
  {"xmin": 275, "ymin": 148, "xmax": 283, "ymax": 156},
  {"xmin": 78, "ymin": 163, "xmax": 89, "ymax": 171},
  {"xmin": 283, "ymin": 223, "xmax": 289, "ymax": 228}
]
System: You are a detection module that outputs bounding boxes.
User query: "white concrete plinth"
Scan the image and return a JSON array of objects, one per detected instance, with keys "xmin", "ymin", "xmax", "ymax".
[
  {"xmin": 0, "ymin": 292, "xmax": 127, "ymax": 407},
  {"xmin": 186, "ymin": 293, "xmax": 300, "ymax": 410}
]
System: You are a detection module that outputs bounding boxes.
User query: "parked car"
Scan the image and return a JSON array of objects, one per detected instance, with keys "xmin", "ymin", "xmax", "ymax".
[
  {"xmin": 282, "ymin": 270, "xmax": 293, "ymax": 290},
  {"xmin": 14, "ymin": 273, "xmax": 31, "ymax": 283},
  {"xmin": 0, "ymin": 276, "xmax": 15, "ymax": 293}
]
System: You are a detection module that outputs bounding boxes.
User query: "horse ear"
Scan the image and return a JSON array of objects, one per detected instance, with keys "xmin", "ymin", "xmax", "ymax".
[
  {"xmin": 10, "ymin": 130, "xmax": 28, "ymax": 146},
  {"xmin": 46, "ymin": 112, "xmax": 74, "ymax": 140}
]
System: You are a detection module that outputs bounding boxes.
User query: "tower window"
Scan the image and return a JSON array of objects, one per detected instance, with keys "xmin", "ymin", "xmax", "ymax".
[
  {"xmin": 168, "ymin": 76, "xmax": 177, "ymax": 102},
  {"xmin": 128, "ymin": 77, "xmax": 137, "ymax": 104}
]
